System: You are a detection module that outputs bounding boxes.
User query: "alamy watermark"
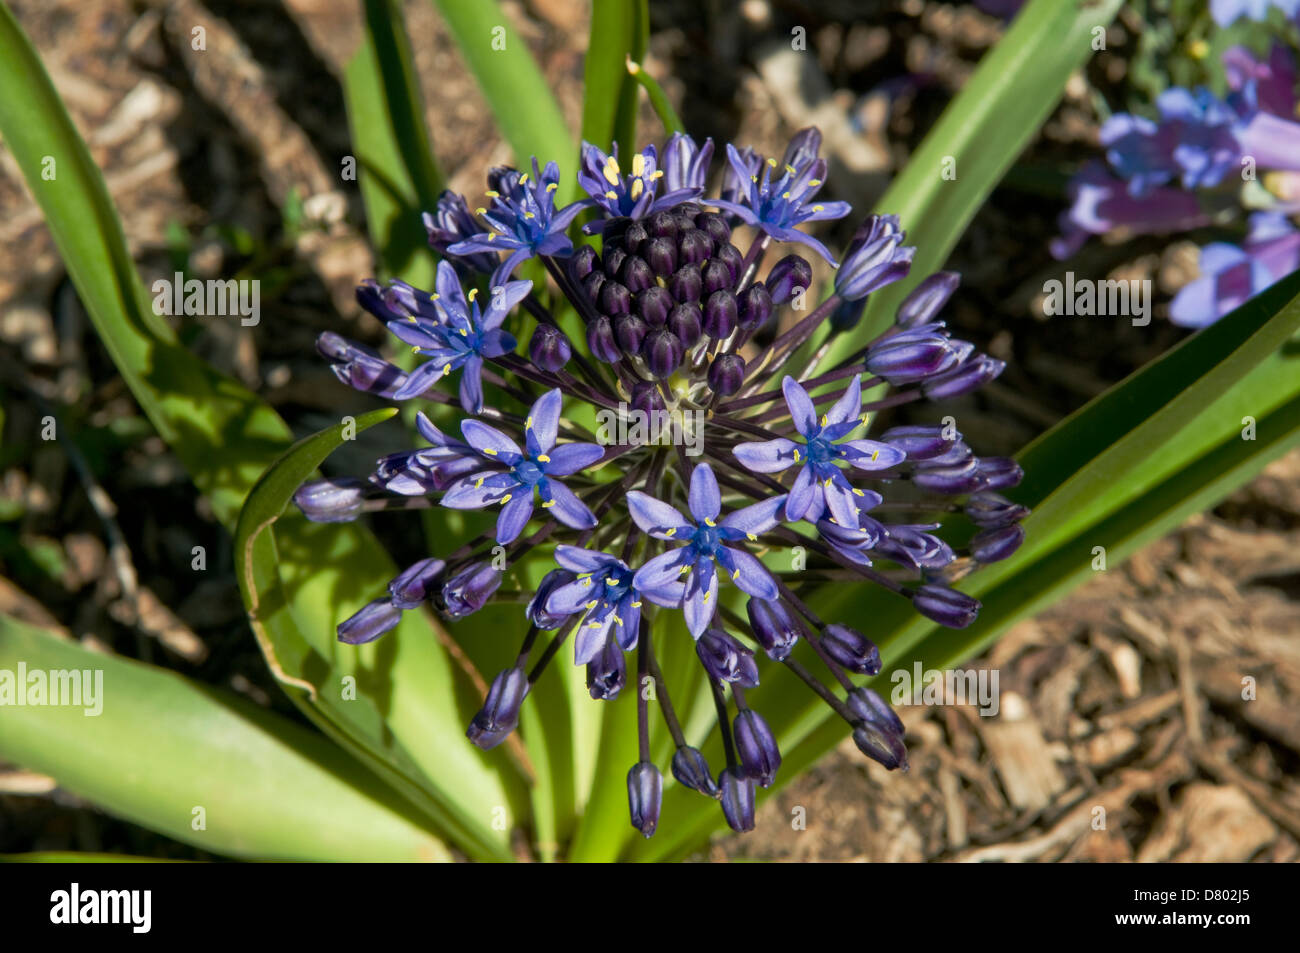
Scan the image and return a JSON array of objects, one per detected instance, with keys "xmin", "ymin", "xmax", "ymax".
[
  {"xmin": 1042, "ymin": 272, "xmax": 1151, "ymax": 327},
  {"xmin": 0, "ymin": 663, "xmax": 103, "ymax": 716},
  {"xmin": 891, "ymin": 662, "xmax": 1000, "ymax": 716},
  {"xmin": 595, "ymin": 404, "xmax": 705, "ymax": 456},
  {"xmin": 151, "ymin": 272, "xmax": 260, "ymax": 326},
  {"xmin": 50, "ymin": 883, "xmax": 150, "ymax": 933}
]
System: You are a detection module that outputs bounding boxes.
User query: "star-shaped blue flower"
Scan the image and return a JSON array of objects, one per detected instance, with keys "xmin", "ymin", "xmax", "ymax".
[
  {"xmin": 731, "ymin": 375, "xmax": 905, "ymax": 525},
  {"xmin": 708, "ymin": 144, "xmax": 851, "ymax": 264},
  {"xmin": 576, "ymin": 142, "xmax": 699, "ymax": 228},
  {"xmin": 629, "ymin": 464, "xmax": 786, "ymax": 637},
  {"xmin": 448, "ymin": 158, "xmax": 586, "ymax": 287},
  {"xmin": 385, "ymin": 261, "xmax": 528, "ymax": 413},
  {"xmin": 441, "ymin": 389, "xmax": 604, "ymax": 543},
  {"xmin": 544, "ymin": 546, "xmax": 644, "ymax": 665}
]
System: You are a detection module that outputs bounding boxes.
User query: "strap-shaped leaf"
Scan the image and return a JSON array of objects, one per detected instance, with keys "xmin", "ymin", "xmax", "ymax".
[{"xmin": 0, "ymin": 614, "xmax": 449, "ymax": 861}]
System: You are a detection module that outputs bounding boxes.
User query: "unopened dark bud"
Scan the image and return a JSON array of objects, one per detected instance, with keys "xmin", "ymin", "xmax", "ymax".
[
  {"xmin": 912, "ymin": 584, "xmax": 980, "ymax": 629},
  {"xmin": 642, "ymin": 327, "xmax": 684, "ymax": 379},
  {"xmin": 619, "ymin": 255, "xmax": 654, "ymax": 294},
  {"xmin": 599, "ymin": 280, "xmax": 631, "ymax": 317},
  {"xmin": 764, "ymin": 254, "xmax": 812, "ymax": 305},
  {"xmin": 388, "ymin": 557, "xmax": 446, "ymax": 610},
  {"xmin": 701, "ymin": 259, "xmax": 732, "ymax": 295},
  {"xmin": 636, "ymin": 285, "xmax": 673, "ymax": 327},
  {"xmin": 529, "ymin": 323, "xmax": 571, "ymax": 372},
  {"xmin": 708, "ymin": 353, "xmax": 745, "ymax": 396},
  {"xmin": 678, "ymin": 228, "xmax": 712, "ymax": 265},
  {"xmin": 669, "ymin": 262, "xmax": 703, "ymax": 302},
  {"xmin": 694, "ymin": 211, "xmax": 731, "ymax": 247},
  {"xmin": 644, "ymin": 236, "xmax": 678, "ymax": 276},
  {"xmin": 971, "ymin": 523, "xmax": 1025, "ymax": 563},
  {"xmin": 733, "ymin": 709, "xmax": 781, "ymax": 787},
  {"xmin": 745, "ymin": 597, "xmax": 799, "ymax": 660},
  {"xmin": 294, "ymin": 477, "xmax": 365, "ymax": 523},
  {"xmin": 736, "ymin": 284, "xmax": 773, "ymax": 331},
  {"xmin": 626, "ymin": 761, "xmax": 662, "ymax": 838},
  {"xmin": 568, "ymin": 244, "xmax": 599, "ymax": 283},
  {"xmin": 587, "ymin": 315, "xmax": 622, "ymax": 363},
  {"xmin": 337, "ymin": 598, "xmax": 402, "ymax": 645},
  {"xmin": 820, "ymin": 623, "xmax": 881, "ymax": 675},
  {"xmin": 703, "ymin": 289, "xmax": 738, "ymax": 339},
  {"xmin": 466, "ymin": 667, "xmax": 530, "ymax": 749},
  {"xmin": 719, "ymin": 766, "xmax": 756, "ymax": 832},
  {"xmin": 615, "ymin": 313, "xmax": 649, "ymax": 355},
  {"xmin": 671, "ymin": 746, "xmax": 720, "ymax": 797},
  {"xmin": 667, "ymin": 303, "xmax": 702, "ymax": 347}
]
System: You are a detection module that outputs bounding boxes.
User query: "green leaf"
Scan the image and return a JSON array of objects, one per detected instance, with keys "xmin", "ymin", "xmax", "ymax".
[
  {"xmin": 627, "ymin": 58, "xmax": 685, "ymax": 137},
  {"xmin": 344, "ymin": 0, "xmax": 444, "ymax": 287},
  {"xmin": 0, "ymin": 614, "xmax": 450, "ymax": 861},
  {"xmin": 234, "ymin": 409, "xmax": 524, "ymax": 862},
  {"xmin": 0, "ymin": 1, "xmax": 292, "ymax": 528},
  {"xmin": 430, "ymin": 0, "xmax": 575, "ymax": 198},
  {"xmin": 581, "ymin": 0, "xmax": 649, "ymax": 160},
  {"xmin": 820, "ymin": 0, "xmax": 1125, "ymax": 368}
]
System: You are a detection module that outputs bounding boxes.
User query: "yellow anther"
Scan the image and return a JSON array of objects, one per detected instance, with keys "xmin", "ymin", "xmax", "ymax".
[
  {"xmin": 581, "ymin": 576, "xmax": 592, "ymax": 585},
  {"xmin": 750, "ymin": 175, "xmax": 759, "ymax": 183},
  {"xmin": 704, "ymin": 517, "xmax": 716, "ymax": 527},
  {"xmin": 468, "ymin": 288, "xmax": 479, "ymax": 302},
  {"xmin": 488, "ymin": 234, "xmax": 497, "ymax": 241},
  {"xmin": 432, "ymin": 293, "xmax": 440, "ymax": 300},
  {"xmin": 483, "ymin": 448, "xmax": 498, "ymax": 456},
  {"xmin": 782, "ymin": 191, "xmax": 791, "ymax": 199},
  {"xmin": 821, "ymin": 414, "xmax": 828, "ymax": 426},
  {"xmin": 475, "ymin": 478, "xmax": 484, "ymax": 488},
  {"xmin": 547, "ymin": 182, "xmax": 559, "ymax": 192},
  {"xmin": 746, "ymin": 532, "xmax": 757, "ymax": 542},
  {"xmin": 679, "ymin": 566, "xmax": 691, "ymax": 575},
  {"xmin": 500, "ymin": 493, "xmax": 511, "ymax": 504},
  {"xmin": 702, "ymin": 591, "xmax": 711, "ymax": 603},
  {"xmin": 650, "ymin": 170, "xmax": 664, "ymax": 180},
  {"xmin": 603, "ymin": 156, "xmax": 621, "ymax": 185},
  {"xmin": 665, "ymin": 528, "xmax": 676, "ymax": 537},
  {"xmin": 793, "ymin": 449, "xmax": 801, "ymax": 462},
  {"xmin": 442, "ymin": 364, "xmax": 451, "ymax": 376},
  {"xmin": 631, "ymin": 153, "xmax": 646, "ymax": 178},
  {"xmin": 823, "ymin": 478, "xmax": 833, "ymax": 488},
  {"xmin": 732, "ymin": 569, "xmax": 740, "ymax": 580},
  {"xmin": 485, "ymin": 190, "xmax": 500, "ymax": 198},
  {"xmin": 631, "ymin": 601, "xmax": 642, "ymax": 608},
  {"xmin": 630, "ymin": 179, "xmax": 644, "ymax": 200},
  {"xmin": 605, "ymin": 190, "xmax": 619, "ymax": 200},
  {"xmin": 766, "ymin": 157, "xmax": 777, "ymax": 167},
  {"xmin": 542, "ymin": 500, "xmax": 556, "ymax": 508},
  {"xmin": 520, "ymin": 173, "xmax": 529, "ymax": 184},
  {"xmin": 784, "ymin": 164, "xmax": 796, "ymax": 174},
  {"xmin": 524, "ymin": 211, "xmax": 535, "ymax": 219},
  {"xmin": 853, "ymin": 488, "xmax": 864, "ymax": 497},
  {"xmin": 813, "ymin": 204, "xmax": 824, "ymax": 212},
  {"xmin": 537, "ymin": 453, "xmax": 551, "ymax": 463},
  {"xmin": 809, "ymin": 179, "xmax": 822, "ymax": 187},
  {"xmin": 586, "ymin": 600, "xmax": 598, "ymax": 610},
  {"xmin": 871, "ymin": 449, "xmax": 880, "ymax": 462}
]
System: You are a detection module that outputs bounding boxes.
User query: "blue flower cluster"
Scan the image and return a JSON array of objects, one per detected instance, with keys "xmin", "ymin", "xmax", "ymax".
[
  {"xmin": 296, "ymin": 128, "xmax": 1024, "ymax": 838},
  {"xmin": 1055, "ymin": 41, "xmax": 1300, "ymax": 327}
]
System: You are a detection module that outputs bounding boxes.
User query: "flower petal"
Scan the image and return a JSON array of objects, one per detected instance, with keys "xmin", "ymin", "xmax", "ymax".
[
  {"xmin": 824, "ymin": 375, "xmax": 862, "ymax": 426},
  {"xmin": 721, "ymin": 494, "xmax": 789, "ymax": 538},
  {"xmin": 634, "ymin": 548, "xmax": 692, "ymax": 594},
  {"xmin": 539, "ymin": 478, "xmax": 597, "ymax": 529},
  {"xmin": 461, "ymin": 419, "xmax": 524, "ymax": 464},
  {"xmin": 717, "ymin": 546, "xmax": 779, "ymax": 599},
  {"xmin": 495, "ymin": 491, "xmax": 535, "ymax": 544},
  {"xmin": 683, "ymin": 558, "xmax": 718, "ymax": 637},
  {"xmin": 733, "ymin": 438, "xmax": 799, "ymax": 474},
  {"xmin": 781, "ymin": 376, "xmax": 817, "ymax": 435},
  {"xmin": 541, "ymin": 441, "xmax": 604, "ymax": 477},
  {"xmin": 553, "ymin": 545, "xmax": 621, "ymax": 574},
  {"xmin": 525, "ymin": 388, "xmax": 563, "ymax": 455},
  {"xmin": 688, "ymin": 463, "xmax": 721, "ymax": 523},
  {"xmin": 838, "ymin": 439, "xmax": 907, "ymax": 470},
  {"xmin": 627, "ymin": 491, "xmax": 692, "ymax": 538}
]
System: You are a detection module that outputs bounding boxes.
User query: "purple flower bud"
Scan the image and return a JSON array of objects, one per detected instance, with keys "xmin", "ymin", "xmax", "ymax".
[
  {"xmin": 707, "ymin": 353, "xmax": 745, "ymax": 396},
  {"xmin": 879, "ymin": 425, "xmax": 955, "ymax": 461},
  {"xmin": 971, "ymin": 523, "xmax": 1025, "ymax": 563},
  {"xmin": 423, "ymin": 192, "xmax": 497, "ymax": 274},
  {"xmin": 635, "ymin": 286, "xmax": 673, "ymax": 328},
  {"xmin": 318, "ymin": 332, "xmax": 408, "ymax": 398},
  {"xmin": 337, "ymin": 598, "xmax": 402, "ymax": 644},
  {"xmin": 599, "ymin": 280, "xmax": 632, "ymax": 317},
  {"xmin": 527, "ymin": 569, "xmax": 578, "ymax": 629},
  {"xmin": 701, "ymin": 259, "xmax": 733, "ymax": 294},
  {"xmin": 627, "ymin": 761, "xmax": 663, "ymax": 838},
  {"xmin": 671, "ymin": 746, "xmax": 720, "ymax": 797},
  {"xmin": 912, "ymin": 459, "xmax": 983, "ymax": 495},
  {"xmin": 294, "ymin": 477, "xmax": 365, "ymax": 523},
  {"xmin": 733, "ymin": 709, "xmax": 781, "ymax": 787},
  {"xmin": 713, "ymin": 242, "xmax": 743, "ymax": 284},
  {"xmin": 764, "ymin": 254, "xmax": 811, "ymax": 305},
  {"xmin": 388, "ymin": 557, "xmax": 446, "ymax": 610},
  {"xmin": 846, "ymin": 686, "xmax": 905, "ymax": 738},
  {"xmin": 668, "ymin": 303, "xmax": 703, "ymax": 347},
  {"xmin": 630, "ymin": 380, "xmax": 666, "ymax": 417},
  {"xmin": 587, "ymin": 637, "xmax": 626, "ymax": 699},
  {"xmin": 852, "ymin": 721, "xmax": 909, "ymax": 771},
  {"xmin": 875, "ymin": 525, "xmax": 955, "ymax": 570},
  {"xmin": 581, "ymin": 270, "xmax": 607, "ymax": 305},
  {"xmin": 782, "ymin": 126, "xmax": 823, "ymax": 171},
  {"xmin": 442, "ymin": 562, "xmax": 502, "ymax": 619},
  {"xmin": 897, "ymin": 271, "xmax": 960, "ymax": 328},
  {"xmin": 820, "ymin": 623, "xmax": 881, "ymax": 675},
  {"xmin": 664, "ymin": 133, "xmax": 713, "ymax": 193},
  {"xmin": 922, "ymin": 355, "xmax": 1005, "ymax": 400},
  {"xmin": 567, "ymin": 244, "xmax": 599, "ymax": 283},
  {"xmin": 587, "ymin": 315, "xmax": 622, "ymax": 363},
  {"xmin": 615, "ymin": 313, "xmax": 649, "ymax": 355},
  {"xmin": 529, "ymin": 323, "xmax": 571, "ymax": 372},
  {"xmin": 719, "ymin": 766, "xmax": 756, "ymax": 832},
  {"xmin": 913, "ymin": 584, "xmax": 980, "ymax": 629},
  {"xmin": 703, "ymin": 289, "xmax": 738, "ymax": 339},
  {"xmin": 669, "ymin": 262, "xmax": 703, "ymax": 302},
  {"xmin": 467, "ymin": 667, "xmax": 530, "ymax": 749},
  {"xmin": 695, "ymin": 211, "xmax": 731, "ymax": 247},
  {"xmin": 745, "ymin": 597, "xmax": 800, "ymax": 660},
  {"xmin": 620, "ymin": 256, "xmax": 655, "ymax": 294},
  {"xmin": 976, "ymin": 456, "xmax": 1023, "ymax": 490},
  {"xmin": 603, "ymin": 246, "xmax": 627, "ymax": 278},
  {"xmin": 696, "ymin": 629, "xmax": 760, "ymax": 687},
  {"xmin": 835, "ymin": 214, "xmax": 915, "ymax": 300},
  {"xmin": 355, "ymin": 279, "xmax": 410, "ymax": 324},
  {"xmin": 646, "ymin": 210, "xmax": 679, "ymax": 240},
  {"xmin": 926, "ymin": 439, "xmax": 973, "ymax": 466},
  {"xmin": 623, "ymin": 221, "xmax": 649, "ymax": 254},
  {"xmin": 965, "ymin": 491, "xmax": 1029, "ymax": 527},
  {"xmin": 736, "ymin": 284, "xmax": 773, "ymax": 331},
  {"xmin": 679, "ymin": 228, "xmax": 713, "ymax": 265},
  {"xmin": 644, "ymin": 237, "xmax": 678, "ymax": 276},
  {"xmin": 642, "ymin": 327, "xmax": 684, "ymax": 379}
]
